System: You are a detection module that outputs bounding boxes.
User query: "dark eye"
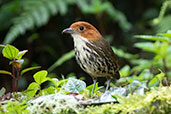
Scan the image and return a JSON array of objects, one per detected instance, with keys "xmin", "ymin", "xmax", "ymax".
[{"xmin": 79, "ymin": 26, "xmax": 84, "ymax": 31}]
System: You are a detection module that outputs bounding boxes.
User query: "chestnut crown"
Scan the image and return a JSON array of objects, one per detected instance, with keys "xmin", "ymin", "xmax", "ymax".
[{"xmin": 62, "ymin": 21, "xmax": 102, "ymax": 41}]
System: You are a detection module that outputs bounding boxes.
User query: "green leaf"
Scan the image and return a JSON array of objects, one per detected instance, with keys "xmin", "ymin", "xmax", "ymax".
[
  {"xmin": 155, "ymin": 42, "xmax": 169, "ymax": 59},
  {"xmin": 33, "ymin": 70, "xmax": 48, "ymax": 85},
  {"xmin": 0, "ymin": 87, "xmax": 6, "ymax": 97},
  {"xmin": 120, "ymin": 65, "xmax": 131, "ymax": 77},
  {"xmin": 159, "ymin": 33, "xmax": 171, "ymax": 38},
  {"xmin": 0, "ymin": 70, "xmax": 12, "ymax": 76},
  {"xmin": 20, "ymin": 66, "xmax": 41, "ymax": 76},
  {"xmin": 56, "ymin": 79, "xmax": 67, "ymax": 87},
  {"xmin": 64, "ymin": 78, "xmax": 86, "ymax": 93},
  {"xmin": 86, "ymin": 82, "xmax": 102, "ymax": 95},
  {"xmin": 134, "ymin": 35, "xmax": 171, "ymax": 42},
  {"xmin": 26, "ymin": 82, "xmax": 39, "ymax": 97},
  {"xmin": 138, "ymin": 69, "xmax": 153, "ymax": 81},
  {"xmin": 2, "ymin": 44, "xmax": 19, "ymax": 60},
  {"xmin": 112, "ymin": 47, "xmax": 138, "ymax": 60},
  {"xmin": 48, "ymin": 50, "xmax": 74, "ymax": 72},
  {"xmin": 134, "ymin": 42, "xmax": 156, "ymax": 53},
  {"xmin": 0, "ymin": 44, "xmax": 5, "ymax": 47},
  {"xmin": 156, "ymin": 71, "xmax": 165, "ymax": 81},
  {"xmin": 148, "ymin": 77, "xmax": 159, "ymax": 87},
  {"xmin": 40, "ymin": 86, "xmax": 55, "ymax": 95},
  {"xmin": 148, "ymin": 71, "xmax": 165, "ymax": 87},
  {"xmin": 46, "ymin": 77, "xmax": 59, "ymax": 87},
  {"xmin": 17, "ymin": 50, "xmax": 28, "ymax": 59}
]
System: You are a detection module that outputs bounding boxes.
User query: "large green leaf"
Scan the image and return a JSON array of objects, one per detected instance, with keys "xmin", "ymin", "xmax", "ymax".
[
  {"xmin": 20, "ymin": 66, "xmax": 41, "ymax": 76},
  {"xmin": 33, "ymin": 70, "xmax": 48, "ymax": 85},
  {"xmin": 64, "ymin": 78, "xmax": 86, "ymax": 93},
  {"xmin": 2, "ymin": 44, "xmax": 19, "ymax": 60},
  {"xmin": 134, "ymin": 35, "xmax": 171, "ymax": 42}
]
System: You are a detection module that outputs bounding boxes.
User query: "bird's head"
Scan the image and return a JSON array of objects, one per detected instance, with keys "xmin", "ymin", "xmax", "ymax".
[{"xmin": 62, "ymin": 21, "xmax": 102, "ymax": 41}]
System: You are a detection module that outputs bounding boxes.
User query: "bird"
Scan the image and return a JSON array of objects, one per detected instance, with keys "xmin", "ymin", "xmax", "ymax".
[{"xmin": 62, "ymin": 21, "xmax": 120, "ymax": 96}]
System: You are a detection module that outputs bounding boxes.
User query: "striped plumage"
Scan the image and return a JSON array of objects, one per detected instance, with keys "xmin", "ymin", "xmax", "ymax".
[{"xmin": 62, "ymin": 21, "xmax": 120, "ymax": 96}]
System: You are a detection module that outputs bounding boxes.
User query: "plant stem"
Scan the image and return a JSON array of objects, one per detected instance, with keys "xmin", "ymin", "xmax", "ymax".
[
  {"xmin": 162, "ymin": 58, "xmax": 169, "ymax": 85},
  {"xmin": 16, "ymin": 69, "xmax": 20, "ymax": 92},
  {"xmin": 164, "ymin": 77, "xmax": 169, "ymax": 86},
  {"xmin": 12, "ymin": 65, "xmax": 15, "ymax": 92}
]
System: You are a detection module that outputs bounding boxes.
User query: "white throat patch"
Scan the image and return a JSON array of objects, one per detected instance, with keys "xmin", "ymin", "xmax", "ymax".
[{"xmin": 71, "ymin": 34, "xmax": 89, "ymax": 48}]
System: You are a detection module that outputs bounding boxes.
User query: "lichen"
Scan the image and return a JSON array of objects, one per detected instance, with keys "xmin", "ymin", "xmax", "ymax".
[{"xmin": 27, "ymin": 94, "xmax": 81, "ymax": 114}]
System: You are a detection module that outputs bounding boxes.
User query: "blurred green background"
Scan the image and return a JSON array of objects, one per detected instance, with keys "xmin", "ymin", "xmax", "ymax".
[{"xmin": 0, "ymin": 0, "xmax": 170, "ymax": 92}]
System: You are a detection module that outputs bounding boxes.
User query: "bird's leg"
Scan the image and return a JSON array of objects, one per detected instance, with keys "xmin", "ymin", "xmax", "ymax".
[
  {"xmin": 91, "ymin": 79, "xmax": 97, "ymax": 97},
  {"xmin": 105, "ymin": 79, "xmax": 111, "ymax": 92}
]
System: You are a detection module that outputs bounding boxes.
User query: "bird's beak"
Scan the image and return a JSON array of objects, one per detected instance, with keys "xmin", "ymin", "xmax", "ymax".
[{"xmin": 62, "ymin": 28, "xmax": 75, "ymax": 34}]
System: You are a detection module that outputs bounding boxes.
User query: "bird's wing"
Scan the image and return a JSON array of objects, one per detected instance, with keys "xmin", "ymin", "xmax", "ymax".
[{"xmin": 86, "ymin": 38, "xmax": 120, "ymax": 79}]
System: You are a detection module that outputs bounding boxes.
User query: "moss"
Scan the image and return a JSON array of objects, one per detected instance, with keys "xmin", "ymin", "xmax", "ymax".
[
  {"xmin": 80, "ymin": 86, "xmax": 171, "ymax": 114},
  {"xmin": 1, "ymin": 86, "xmax": 170, "ymax": 114}
]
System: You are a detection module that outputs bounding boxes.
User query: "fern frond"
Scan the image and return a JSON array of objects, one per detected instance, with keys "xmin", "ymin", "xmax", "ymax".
[
  {"xmin": 76, "ymin": 0, "xmax": 131, "ymax": 31},
  {"xmin": 155, "ymin": 15, "xmax": 171, "ymax": 33},
  {"xmin": 3, "ymin": 0, "xmax": 67, "ymax": 44},
  {"xmin": 3, "ymin": 0, "xmax": 131, "ymax": 44},
  {"xmin": 153, "ymin": 0, "xmax": 171, "ymax": 24}
]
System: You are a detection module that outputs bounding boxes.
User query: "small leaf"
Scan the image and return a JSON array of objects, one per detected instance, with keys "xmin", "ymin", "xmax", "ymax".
[
  {"xmin": 134, "ymin": 35, "xmax": 171, "ymax": 42},
  {"xmin": 158, "ymin": 32, "xmax": 171, "ymax": 38},
  {"xmin": 56, "ymin": 79, "xmax": 67, "ymax": 87},
  {"xmin": 65, "ymin": 78, "xmax": 86, "ymax": 93},
  {"xmin": 2, "ymin": 44, "xmax": 19, "ymax": 60},
  {"xmin": 26, "ymin": 82, "xmax": 39, "ymax": 97},
  {"xmin": 40, "ymin": 86, "xmax": 55, "ymax": 95},
  {"xmin": 17, "ymin": 50, "xmax": 28, "ymax": 59},
  {"xmin": 33, "ymin": 70, "xmax": 48, "ymax": 85},
  {"xmin": 148, "ymin": 77, "xmax": 159, "ymax": 87},
  {"xmin": 0, "ymin": 87, "xmax": 6, "ymax": 97},
  {"xmin": 86, "ymin": 82, "xmax": 102, "ymax": 95},
  {"xmin": 0, "ymin": 70, "xmax": 12, "ymax": 76},
  {"xmin": 120, "ymin": 65, "xmax": 130, "ymax": 77},
  {"xmin": 148, "ymin": 71, "xmax": 165, "ymax": 87},
  {"xmin": 134, "ymin": 42, "xmax": 156, "ymax": 53},
  {"xmin": 46, "ymin": 77, "xmax": 58, "ymax": 87},
  {"xmin": 156, "ymin": 71, "xmax": 165, "ymax": 81},
  {"xmin": 21, "ymin": 66, "xmax": 41, "ymax": 76},
  {"xmin": 0, "ymin": 45, "xmax": 5, "ymax": 47},
  {"xmin": 112, "ymin": 47, "xmax": 138, "ymax": 60},
  {"xmin": 138, "ymin": 69, "xmax": 153, "ymax": 81}
]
